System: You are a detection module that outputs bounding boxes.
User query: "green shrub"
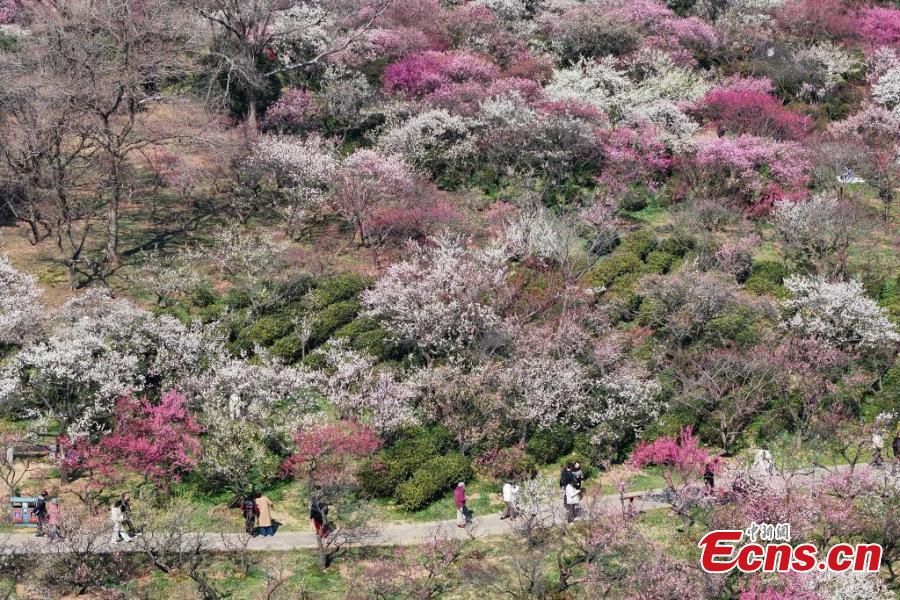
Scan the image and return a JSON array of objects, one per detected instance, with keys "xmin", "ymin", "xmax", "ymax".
[
  {"xmin": 274, "ymin": 274, "xmax": 317, "ymax": 303},
  {"xmin": 586, "ymin": 252, "xmax": 643, "ymax": 288},
  {"xmin": 239, "ymin": 315, "xmax": 293, "ymax": 347},
  {"xmin": 704, "ymin": 307, "xmax": 763, "ymax": 346},
  {"xmin": 526, "ymin": 425, "xmax": 575, "ymax": 464},
  {"xmin": 190, "ymin": 286, "xmax": 217, "ymax": 308},
  {"xmin": 334, "ymin": 316, "xmax": 379, "ymax": 340},
  {"xmin": 643, "ymin": 250, "xmax": 676, "ymax": 274},
  {"xmin": 618, "ymin": 230, "xmax": 658, "ymax": 260},
  {"xmin": 744, "ymin": 260, "xmax": 786, "ymax": 297},
  {"xmin": 617, "ymin": 191, "xmax": 648, "ymax": 213},
  {"xmin": 358, "ymin": 459, "xmax": 406, "ymax": 498},
  {"xmin": 225, "ymin": 288, "xmax": 253, "ymax": 309},
  {"xmin": 306, "ymin": 274, "xmax": 371, "ymax": 310},
  {"xmin": 394, "ymin": 453, "xmax": 473, "ymax": 511},
  {"xmin": 658, "ymin": 232, "xmax": 695, "ymax": 257},
  {"xmin": 359, "ymin": 427, "xmax": 456, "ymax": 498},
  {"xmin": 270, "ymin": 334, "xmax": 303, "ymax": 362},
  {"xmin": 352, "ymin": 328, "xmax": 391, "ymax": 358},
  {"xmin": 309, "ymin": 300, "xmax": 361, "ymax": 345}
]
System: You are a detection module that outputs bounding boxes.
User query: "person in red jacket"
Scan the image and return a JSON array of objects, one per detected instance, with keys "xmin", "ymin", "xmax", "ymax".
[{"xmin": 454, "ymin": 482, "xmax": 469, "ymax": 527}]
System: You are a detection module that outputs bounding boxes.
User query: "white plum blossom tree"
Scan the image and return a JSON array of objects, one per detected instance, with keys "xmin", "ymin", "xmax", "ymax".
[
  {"xmin": 0, "ymin": 255, "xmax": 45, "ymax": 345},
  {"xmin": 363, "ymin": 234, "xmax": 509, "ymax": 361},
  {"xmin": 0, "ymin": 289, "xmax": 215, "ymax": 442},
  {"xmin": 500, "ymin": 354, "xmax": 591, "ymax": 430},
  {"xmin": 589, "ymin": 369, "xmax": 664, "ymax": 444},
  {"xmin": 247, "ymin": 135, "xmax": 339, "ymax": 232},
  {"xmin": 772, "ymin": 193, "xmax": 858, "ymax": 277},
  {"xmin": 782, "ymin": 276, "xmax": 899, "ymax": 349},
  {"xmin": 315, "ymin": 339, "xmax": 415, "ymax": 432}
]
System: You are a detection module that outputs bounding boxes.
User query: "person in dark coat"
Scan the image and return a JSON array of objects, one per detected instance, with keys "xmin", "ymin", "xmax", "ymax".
[
  {"xmin": 33, "ymin": 491, "xmax": 48, "ymax": 537},
  {"xmin": 121, "ymin": 493, "xmax": 137, "ymax": 537},
  {"xmin": 310, "ymin": 497, "xmax": 329, "ymax": 538},
  {"xmin": 893, "ymin": 431, "xmax": 900, "ymax": 473},
  {"xmin": 242, "ymin": 493, "xmax": 259, "ymax": 535},
  {"xmin": 704, "ymin": 462, "xmax": 715, "ymax": 492},
  {"xmin": 572, "ymin": 462, "xmax": 584, "ymax": 489}
]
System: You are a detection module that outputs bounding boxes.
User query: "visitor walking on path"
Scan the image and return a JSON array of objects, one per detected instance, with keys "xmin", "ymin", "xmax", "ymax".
[
  {"xmin": 47, "ymin": 498, "xmax": 60, "ymax": 542},
  {"xmin": 871, "ymin": 429, "xmax": 884, "ymax": 466},
  {"xmin": 560, "ymin": 463, "xmax": 574, "ymax": 508},
  {"xmin": 704, "ymin": 460, "xmax": 716, "ymax": 493},
  {"xmin": 120, "ymin": 493, "xmax": 137, "ymax": 537},
  {"xmin": 33, "ymin": 491, "xmax": 48, "ymax": 537},
  {"xmin": 109, "ymin": 500, "xmax": 133, "ymax": 545},
  {"xmin": 500, "ymin": 481, "xmax": 519, "ymax": 520},
  {"xmin": 565, "ymin": 482, "xmax": 581, "ymax": 523},
  {"xmin": 242, "ymin": 494, "xmax": 258, "ymax": 535},
  {"xmin": 753, "ymin": 447, "xmax": 775, "ymax": 476},
  {"xmin": 572, "ymin": 462, "xmax": 584, "ymax": 489},
  {"xmin": 310, "ymin": 497, "xmax": 329, "ymax": 538},
  {"xmin": 893, "ymin": 431, "xmax": 900, "ymax": 472},
  {"xmin": 256, "ymin": 494, "xmax": 275, "ymax": 537},
  {"xmin": 454, "ymin": 482, "xmax": 470, "ymax": 528}
]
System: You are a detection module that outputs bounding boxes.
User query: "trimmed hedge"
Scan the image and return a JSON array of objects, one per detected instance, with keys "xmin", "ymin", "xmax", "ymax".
[
  {"xmin": 359, "ymin": 426, "xmax": 456, "ymax": 499},
  {"xmin": 526, "ymin": 424, "xmax": 575, "ymax": 464},
  {"xmin": 394, "ymin": 453, "xmax": 473, "ymax": 511}
]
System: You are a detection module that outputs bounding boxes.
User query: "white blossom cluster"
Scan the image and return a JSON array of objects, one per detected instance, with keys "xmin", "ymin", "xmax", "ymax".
[
  {"xmin": 542, "ymin": 54, "xmax": 704, "ymax": 149},
  {"xmin": 248, "ymin": 135, "xmax": 339, "ymax": 216},
  {"xmin": 805, "ymin": 570, "xmax": 894, "ymax": 600},
  {"xmin": 363, "ymin": 234, "xmax": 509, "ymax": 358},
  {"xmin": 377, "ymin": 109, "xmax": 481, "ymax": 176},
  {"xmin": 312, "ymin": 340, "xmax": 416, "ymax": 432},
  {"xmin": 589, "ymin": 369, "xmax": 664, "ymax": 443},
  {"xmin": 473, "ymin": 0, "xmax": 529, "ymax": 20},
  {"xmin": 0, "ymin": 255, "xmax": 45, "ymax": 345},
  {"xmin": 796, "ymin": 42, "xmax": 860, "ymax": 100},
  {"xmin": 184, "ymin": 353, "xmax": 318, "ymax": 429},
  {"xmin": 500, "ymin": 354, "xmax": 591, "ymax": 428},
  {"xmin": 502, "ymin": 207, "xmax": 579, "ymax": 263},
  {"xmin": 1, "ymin": 289, "xmax": 215, "ymax": 438},
  {"xmin": 872, "ymin": 64, "xmax": 900, "ymax": 116},
  {"xmin": 782, "ymin": 276, "xmax": 899, "ymax": 349}
]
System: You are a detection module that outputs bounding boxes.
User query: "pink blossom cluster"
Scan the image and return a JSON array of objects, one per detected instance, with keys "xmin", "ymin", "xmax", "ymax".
[
  {"xmin": 262, "ymin": 88, "xmax": 320, "ymax": 132},
  {"xmin": 628, "ymin": 427, "xmax": 712, "ymax": 479},
  {"xmin": 855, "ymin": 6, "xmax": 900, "ymax": 49},
  {"xmin": 383, "ymin": 50, "xmax": 542, "ymax": 114},
  {"xmin": 692, "ymin": 135, "xmax": 811, "ymax": 207},
  {"xmin": 699, "ymin": 85, "xmax": 811, "ymax": 140}
]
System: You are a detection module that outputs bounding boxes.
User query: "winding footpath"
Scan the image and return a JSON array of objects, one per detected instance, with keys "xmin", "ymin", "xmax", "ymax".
[{"xmin": 1, "ymin": 463, "xmax": 893, "ymax": 554}]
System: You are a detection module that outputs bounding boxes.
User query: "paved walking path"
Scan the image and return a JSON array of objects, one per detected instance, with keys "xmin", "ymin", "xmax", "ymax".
[{"xmin": 1, "ymin": 463, "xmax": 892, "ymax": 554}]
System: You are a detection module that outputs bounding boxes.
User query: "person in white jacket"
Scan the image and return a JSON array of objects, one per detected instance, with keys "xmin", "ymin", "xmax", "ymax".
[
  {"xmin": 501, "ymin": 481, "xmax": 519, "ymax": 520},
  {"xmin": 110, "ymin": 500, "xmax": 133, "ymax": 545},
  {"xmin": 565, "ymin": 483, "xmax": 581, "ymax": 523}
]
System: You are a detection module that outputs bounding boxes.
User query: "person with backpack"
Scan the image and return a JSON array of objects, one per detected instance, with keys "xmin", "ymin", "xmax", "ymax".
[
  {"xmin": 572, "ymin": 462, "xmax": 585, "ymax": 489},
  {"xmin": 242, "ymin": 493, "xmax": 259, "ymax": 535},
  {"xmin": 120, "ymin": 493, "xmax": 137, "ymax": 537},
  {"xmin": 33, "ymin": 491, "xmax": 48, "ymax": 537},
  {"xmin": 310, "ymin": 497, "xmax": 329, "ymax": 538},
  {"xmin": 560, "ymin": 463, "xmax": 574, "ymax": 508}
]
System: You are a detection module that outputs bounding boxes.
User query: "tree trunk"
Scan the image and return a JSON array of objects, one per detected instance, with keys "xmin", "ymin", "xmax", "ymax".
[{"xmin": 106, "ymin": 177, "xmax": 121, "ymax": 266}]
